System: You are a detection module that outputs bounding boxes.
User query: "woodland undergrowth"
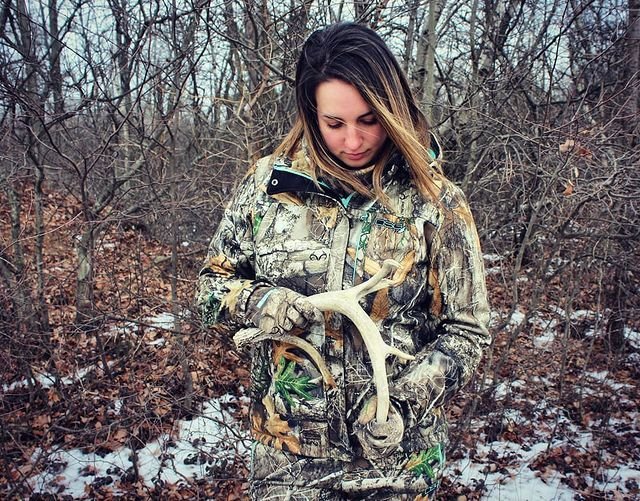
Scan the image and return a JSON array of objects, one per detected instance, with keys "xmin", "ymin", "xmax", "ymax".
[{"xmin": 1, "ymin": 183, "xmax": 638, "ymax": 500}]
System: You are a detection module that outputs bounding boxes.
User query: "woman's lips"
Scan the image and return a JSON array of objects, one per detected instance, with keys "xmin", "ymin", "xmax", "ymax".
[{"xmin": 344, "ymin": 151, "xmax": 368, "ymax": 161}]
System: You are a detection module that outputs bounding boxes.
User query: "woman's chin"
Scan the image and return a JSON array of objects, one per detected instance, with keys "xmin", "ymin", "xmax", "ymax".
[{"xmin": 339, "ymin": 156, "xmax": 373, "ymax": 169}]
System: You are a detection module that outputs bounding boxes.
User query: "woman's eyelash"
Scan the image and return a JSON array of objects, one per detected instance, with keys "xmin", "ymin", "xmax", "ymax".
[{"xmin": 326, "ymin": 118, "xmax": 377, "ymax": 129}]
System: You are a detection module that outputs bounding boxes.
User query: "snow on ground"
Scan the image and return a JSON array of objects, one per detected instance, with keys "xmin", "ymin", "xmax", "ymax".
[
  {"xmin": 501, "ymin": 304, "xmax": 640, "ymax": 355},
  {"xmin": 446, "ymin": 308, "xmax": 640, "ymax": 499},
  {"xmin": 4, "ymin": 313, "xmax": 178, "ymax": 394},
  {"xmin": 29, "ymin": 379, "xmax": 636, "ymax": 499},
  {"xmin": 448, "ymin": 419, "xmax": 640, "ymax": 499},
  {"xmin": 32, "ymin": 391, "xmax": 607, "ymax": 500},
  {"xmin": 449, "ymin": 441, "xmax": 575, "ymax": 501},
  {"xmin": 145, "ymin": 312, "xmax": 176, "ymax": 330},
  {"xmin": 484, "ymin": 254, "xmax": 504, "ymax": 275},
  {"xmin": 3, "ymin": 363, "xmax": 114, "ymax": 392},
  {"xmin": 447, "ymin": 375, "xmax": 640, "ymax": 500},
  {"xmin": 29, "ymin": 395, "xmax": 251, "ymax": 496},
  {"xmin": 627, "ymin": 327, "xmax": 640, "ymax": 350}
]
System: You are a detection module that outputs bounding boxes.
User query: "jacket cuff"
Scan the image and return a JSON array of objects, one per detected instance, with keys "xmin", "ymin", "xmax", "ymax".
[
  {"xmin": 243, "ymin": 285, "xmax": 275, "ymax": 327},
  {"xmin": 200, "ymin": 279, "xmax": 271, "ymax": 328}
]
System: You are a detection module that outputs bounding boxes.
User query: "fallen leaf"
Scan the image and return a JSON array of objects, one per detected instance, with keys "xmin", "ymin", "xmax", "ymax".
[
  {"xmin": 563, "ymin": 180, "xmax": 574, "ymax": 196},
  {"xmin": 559, "ymin": 139, "xmax": 575, "ymax": 153}
]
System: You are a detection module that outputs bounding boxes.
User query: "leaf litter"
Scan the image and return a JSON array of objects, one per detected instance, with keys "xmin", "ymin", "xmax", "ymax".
[{"xmin": 1, "ymin": 184, "xmax": 638, "ymax": 500}]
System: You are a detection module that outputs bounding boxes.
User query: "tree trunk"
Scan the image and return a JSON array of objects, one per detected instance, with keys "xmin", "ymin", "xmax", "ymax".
[
  {"xmin": 15, "ymin": 0, "xmax": 50, "ymax": 335},
  {"xmin": 627, "ymin": 0, "xmax": 640, "ymax": 143},
  {"xmin": 413, "ymin": 0, "xmax": 444, "ymax": 113},
  {"xmin": 171, "ymin": 217, "xmax": 193, "ymax": 413},
  {"xmin": 48, "ymin": 0, "xmax": 64, "ymax": 115},
  {"xmin": 6, "ymin": 186, "xmax": 35, "ymax": 333},
  {"xmin": 403, "ymin": 0, "xmax": 421, "ymax": 74},
  {"xmin": 75, "ymin": 227, "xmax": 96, "ymax": 326},
  {"xmin": 605, "ymin": 267, "xmax": 628, "ymax": 353},
  {"xmin": 422, "ymin": 0, "xmax": 444, "ymax": 112},
  {"xmin": 34, "ymin": 162, "xmax": 50, "ymax": 332}
]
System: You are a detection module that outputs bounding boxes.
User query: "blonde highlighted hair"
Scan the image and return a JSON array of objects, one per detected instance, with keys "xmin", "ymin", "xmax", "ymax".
[{"xmin": 273, "ymin": 22, "xmax": 445, "ymax": 208}]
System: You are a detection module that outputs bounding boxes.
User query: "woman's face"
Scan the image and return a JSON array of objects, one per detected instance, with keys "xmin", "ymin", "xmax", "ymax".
[{"xmin": 315, "ymin": 79, "xmax": 388, "ymax": 169}]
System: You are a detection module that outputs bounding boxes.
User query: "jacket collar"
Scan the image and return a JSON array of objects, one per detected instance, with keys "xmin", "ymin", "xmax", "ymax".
[
  {"xmin": 266, "ymin": 163, "xmax": 330, "ymax": 197},
  {"xmin": 265, "ymin": 142, "xmax": 424, "ymax": 208}
]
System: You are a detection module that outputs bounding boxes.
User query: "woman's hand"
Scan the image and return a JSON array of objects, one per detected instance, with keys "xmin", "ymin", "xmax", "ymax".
[
  {"xmin": 249, "ymin": 287, "xmax": 323, "ymax": 334},
  {"xmin": 354, "ymin": 395, "xmax": 405, "ymax": 459}
]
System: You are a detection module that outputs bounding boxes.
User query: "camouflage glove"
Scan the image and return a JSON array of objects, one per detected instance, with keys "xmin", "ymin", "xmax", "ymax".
[
  {"xmin": 389, "ymin": 350, "xmax": 455, "ymax": 423},
  {"xmin": 248, "ymin": 286, "xmax": 323, "ymax": 334},
  {"xmin": 354, "ymin": 395, "xmax": 405, "ymax": 459}
]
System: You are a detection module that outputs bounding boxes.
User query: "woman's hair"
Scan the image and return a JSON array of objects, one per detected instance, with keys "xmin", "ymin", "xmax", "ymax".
[{"xmin": 273, "ymin": 22, "xmax": 445, "ymax": 206}]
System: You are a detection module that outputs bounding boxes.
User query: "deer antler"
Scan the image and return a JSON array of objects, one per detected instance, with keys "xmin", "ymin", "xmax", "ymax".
[
  {"xmin": 233, "ymin": 259, "xmax": 414, "ymax": 424},
  {"xmin": 306, "ymin": 259, "xmax": 414, "ymax": 424}
]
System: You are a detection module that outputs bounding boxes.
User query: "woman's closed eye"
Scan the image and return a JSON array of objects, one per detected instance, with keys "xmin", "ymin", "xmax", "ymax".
[
  {"xmin": 326, "ymin": 118, "xmax": 379, "ymax": 130},
  {"xmin": 360, "ymin": 117, "xmax": 378, "ymax": 126}
]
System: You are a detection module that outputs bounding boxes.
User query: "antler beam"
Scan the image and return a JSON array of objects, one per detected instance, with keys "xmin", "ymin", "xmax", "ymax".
[{"xmin": 306, "ymin": 259, "xmax": 414, "ymax": 424}]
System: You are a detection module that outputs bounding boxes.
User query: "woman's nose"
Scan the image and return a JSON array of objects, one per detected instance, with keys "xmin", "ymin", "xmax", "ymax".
[{"xmin": 344, "ymin": 126, "xmax": 363, "ymax": 150}]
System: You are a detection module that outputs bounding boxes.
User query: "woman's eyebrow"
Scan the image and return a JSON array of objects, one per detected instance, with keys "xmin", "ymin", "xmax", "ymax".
[{"xmin": 321, "ymin": 110, "xmax": 375, "ymax": 120}]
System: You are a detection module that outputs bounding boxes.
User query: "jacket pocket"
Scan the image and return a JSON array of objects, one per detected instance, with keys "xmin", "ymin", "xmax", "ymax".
[{"xmin": 250, "ymin": 341, "xmax": 331, "ymax": 457}]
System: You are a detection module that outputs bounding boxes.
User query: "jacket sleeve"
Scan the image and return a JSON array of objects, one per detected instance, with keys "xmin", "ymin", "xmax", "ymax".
[
  {"xmin": 390, "ymin": 185, "xmax": 491, "ymax": 423},
  {"xmin": 196, "ymin": 165, "xmax": 270, "ymax": 329}
]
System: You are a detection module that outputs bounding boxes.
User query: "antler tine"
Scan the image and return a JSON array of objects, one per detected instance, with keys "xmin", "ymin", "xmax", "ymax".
[
  {"xmin": 234, "ymin": 327, "xmax": 336, "ymax": 388},
  {"xmin": 340, "ymin": 259, "xmax": 402, "ymax": 298}
]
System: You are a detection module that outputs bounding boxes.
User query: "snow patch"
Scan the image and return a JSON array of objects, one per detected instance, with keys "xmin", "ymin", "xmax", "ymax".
[
  {"xmin": 3, "ymin": 364, "xmax": 112, "ymax": 392},
  {"xmin": 449, "ymin": 441, "xmax": 575, "ymax": 501},
  {"xmin": 29, "ymin": 395, "xmax": 250, "ymax": 496},
  {"xmin": 627, "ymin": 327, "xmax": 640, "ymax": 349},
  {"xmin": 146, "ymin": 312, "xmax": 176, "ymax": 330},
  {"xmin": 534, "ymin": 330, "xmax": 556, "ymax": 349},
  {"xmin": 509, "ymin": 309, "xmax": 527, "ymax": 326}
]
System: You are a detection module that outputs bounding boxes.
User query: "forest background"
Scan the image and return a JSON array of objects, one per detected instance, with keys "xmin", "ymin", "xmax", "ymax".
[{"xmin": 1, "ymin": 0, "xmax": 638, "ymax": 498}]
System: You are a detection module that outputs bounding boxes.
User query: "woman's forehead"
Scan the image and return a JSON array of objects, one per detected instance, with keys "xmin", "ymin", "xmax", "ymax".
[{"xmin": 315, "ymin": 79, "xmax": 371, "ymax": 117}]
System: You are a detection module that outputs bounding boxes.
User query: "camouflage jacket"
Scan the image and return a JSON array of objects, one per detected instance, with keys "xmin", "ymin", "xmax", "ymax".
[{"xmin": 197, "ymin": 150, "xmax": 491, "ymax": 465}]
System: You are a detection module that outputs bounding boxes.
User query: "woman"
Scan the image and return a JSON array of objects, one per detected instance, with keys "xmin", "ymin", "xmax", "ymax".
[{"xmin": 197, "ymin": 22, "xmax": 490, "ymax": 500}]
